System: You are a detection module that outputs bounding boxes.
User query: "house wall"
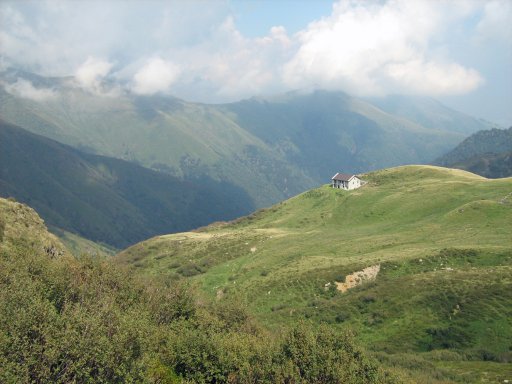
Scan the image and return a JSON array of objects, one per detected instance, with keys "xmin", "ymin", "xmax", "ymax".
[
  {"xmin": 332, "ymin": 177, "xmax": 361, "ymax": 190},
  {"xmin": 348, "ymin": 178, "xmax": 361, "ymax": 190}
]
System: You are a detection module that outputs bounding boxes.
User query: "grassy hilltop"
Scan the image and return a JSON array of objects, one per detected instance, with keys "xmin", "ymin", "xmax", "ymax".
[{"xmin": 117, "ymin": 165, "xmax": 512, "ymax": 382}]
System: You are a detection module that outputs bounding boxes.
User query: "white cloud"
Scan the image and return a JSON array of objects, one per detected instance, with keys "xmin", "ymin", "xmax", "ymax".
[
  {"xmin": 181, "ymin": 17, "xmax": 293, "ymax": 99},
  {"xmin": 132, "ymin": 57, "xmax": 180, "ymax": 95},
  {"xmin": 476, "ymin": 0, "xmax": 512, "ymax": 43},
  {"xmin": 383, "ymin": 60, "xmax": 483, "ymax": 95},
  {"xmin": 283, "ymin": 0, "xmax": 483, "ymax": 96},
  {"xmin": 0, "ymin": 0, "xmax": 508, "ymax": 104},
  {"xmin": 4, "ymin": 78, "xmax": 57, "ymax": 101},
  {"xmin": 75, "ymin": 57, "xmax": 113, "ymax": 92}
]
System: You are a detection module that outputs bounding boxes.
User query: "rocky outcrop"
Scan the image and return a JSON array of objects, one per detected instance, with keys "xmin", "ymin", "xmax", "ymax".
[{"xmin": 335, "ymin": 264, "xmax": 380, "ymax": 293}]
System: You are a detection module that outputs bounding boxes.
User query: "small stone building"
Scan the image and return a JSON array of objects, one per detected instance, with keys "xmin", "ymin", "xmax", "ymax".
[{"xmin": 331, "ymin": 172, "xmax": 362, "ymax": 190}]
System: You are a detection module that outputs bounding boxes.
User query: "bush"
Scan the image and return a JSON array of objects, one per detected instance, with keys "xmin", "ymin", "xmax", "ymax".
[
  {"xmin": 177, "ymin": 261, "xmax": 204, "ymax": 276},
  {"xmin": 277, "ymin": 322, "xmax": 390, "ymax": 383},
  {"xmin": 426, "ymin": 325, "xmax": 474, "ymax": 350},
  {"xmin": 0, "ymin": 236, "xmax": 394, "ymax": 383}
]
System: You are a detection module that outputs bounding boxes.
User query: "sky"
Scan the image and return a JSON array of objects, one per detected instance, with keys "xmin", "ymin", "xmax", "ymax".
[{"xmin": 1, "ymin": 0, "xmax": 511, "ymax": 126}]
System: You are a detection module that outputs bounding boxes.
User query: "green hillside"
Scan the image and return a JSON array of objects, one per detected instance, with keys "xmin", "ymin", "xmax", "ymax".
[
  {"xmin": 0, "ymin": 85, "xmax": 314, "ymax": 207},
  {"xmin": 0, "ymin": 196, "xmax": 394, "ymax": 383},
  {"xmin": 117, "ymin": 165, "xmax": 512, "ymax": 382},
  {"xmin": 435, "ymin": 127, "xmax": 512, "ymax": 178},
  {"xmin": 1, "ymin": 71, "xmax": 475, "ymax": 207},
  {"xmin": 223, "ymin": 90, "xmax": 463, "ymax": 181},
  {"xmin": 0, "ymin": 120, "xmax": 254, "ymax": 248},
  {"xmin": 0, "ymin": 196, "xmax": 69, "ymax": 258}
]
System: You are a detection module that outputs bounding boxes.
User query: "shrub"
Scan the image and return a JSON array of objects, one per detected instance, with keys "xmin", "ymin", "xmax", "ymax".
[
  {"xmin": 0, "ymin": 234, "xmax": 394, "ymax": 384},
  {"xmin": 426, "ymin": 325, "xmax": 474, "ymax": 350}
]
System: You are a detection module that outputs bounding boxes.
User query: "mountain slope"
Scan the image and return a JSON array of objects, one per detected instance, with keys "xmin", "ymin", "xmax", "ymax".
[
  {"xmin": 0, "ymin": 84, "xmax": 315, "ymax": 207},
  {"xmin": 1, "ymin": 71, "xmax": 476, "ymax": 208},
  {"xmin": 0, "ymin": 197, "xmax": 393, "ymax": 384},
  {"xmin": 224, "ymin": 90, "xmax": 464, "ymax": 181},
  {"xmin": 0, "ymin": 120, "xmax": 254, "ymax": 248},
  {"xmin": 435, "ymin": 127, "xmax": 512, "ymax": 178},
  {"xmin": 366, "ymin": 94, "xmax": 497, "ymax": 134},
  {"xmin": 0, "ymin": 196, "xmax": 69, "ymax": 257},
  {"xmin": 116, "ymin": 165, "xmax": 512, "ymax": 382}
]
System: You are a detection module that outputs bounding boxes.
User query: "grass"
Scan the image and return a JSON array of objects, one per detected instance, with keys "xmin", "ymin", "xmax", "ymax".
[
  {"xmin": 435, "ymin": 360, "xmax": 512, "ymax": 383},
  {"xmin": 116, "ymin": 165, "xmax": 512, "ymax": 381},
  {"xmin": 49, "ymin": 226, "xmax": 117, "ymax": 257}
]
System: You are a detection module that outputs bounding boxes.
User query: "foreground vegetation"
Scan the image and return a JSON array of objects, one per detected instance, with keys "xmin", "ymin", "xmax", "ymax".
[
  {"xmin": 118, "ymin": 166, "xmax": 512, "ymax": 382},
  {"xmin": 0, "ymin": 197, "xmax": 394, "ymax": 383}
]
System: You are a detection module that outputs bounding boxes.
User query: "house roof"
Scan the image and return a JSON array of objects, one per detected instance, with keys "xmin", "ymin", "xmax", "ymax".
[{"xmin": 331, "ymin": 172, "xmax": 357, "ymax": 181}]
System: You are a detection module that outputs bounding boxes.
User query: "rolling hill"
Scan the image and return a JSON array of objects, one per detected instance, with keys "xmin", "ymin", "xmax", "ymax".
[
  {"xmin": 0, "ymin": 120, "xmax": 254, "ymax": 248},
  {"xmin": 435, "ymin": 127, "xmax": 512, "ymax": 178},
  {"xmin": 117, "ymin": 165, "xmax": 512, "ymax": 382},
  {"xmin": 1, "ymin": 69, "xmax": 487, "ymax": 209},
  {"xmin": 0, "ymin": 196, "xmax": 395, "ymax": 383}
]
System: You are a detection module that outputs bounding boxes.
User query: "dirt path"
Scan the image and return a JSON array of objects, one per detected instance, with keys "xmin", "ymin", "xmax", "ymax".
[{"xmin": 335, "ymin": 264, "xmax": 380, "ymax": 293}]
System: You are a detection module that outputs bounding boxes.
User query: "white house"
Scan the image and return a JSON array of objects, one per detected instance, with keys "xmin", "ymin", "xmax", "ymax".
[{"xmin": 331, "ymin": 172, "xmax": 362, "ymax": 190}]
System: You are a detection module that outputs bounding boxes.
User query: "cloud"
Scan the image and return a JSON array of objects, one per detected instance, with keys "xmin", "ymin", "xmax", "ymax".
[
  {"xmin": 75, "ymin": 57, "xmax": 113, "ymax": 92},
  {"xmin": 4, "ymin": 78, "xmax": 57, "ymax": 101},
  {"xmin": 283, "ymin": 0, "xmax": 483, "ymax": 96},
  {"xmin": 132, "ymin": 57, "xmax": 180, "ymax": 95},
  {"xmin": 383, "ymin": 60, "xmax": 483, "ymax": 95},
  {"xmin": 178, "ymin": 17, "xmax": 292, "ymax": 99},
  {"xmin": 476, "ymin": 0, "xmax": 512, "ymax": 43},
  {"xmin": 0, "ymin": 0, "xmax": 508, "ymax": 103}
]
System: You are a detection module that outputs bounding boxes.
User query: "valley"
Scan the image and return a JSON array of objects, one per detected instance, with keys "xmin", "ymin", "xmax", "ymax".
[
  {"xmin": 1, "ymin": 71, "xmax": 510, "ymax": 381},
  {"xmin": 0, "ymin": 120, "xmax": 253, "ymax": 248},
  {"xmin": 1, "ymin": 1, "xmax": 511, "ymax": 382},
  {"xmin": 1, "ymin": 70, "xmax": 494, "ymax": 210}
]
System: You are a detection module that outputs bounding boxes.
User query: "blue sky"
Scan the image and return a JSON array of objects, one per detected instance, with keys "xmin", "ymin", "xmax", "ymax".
[
  {"xmin": 1, "ymin": 0, "xmax": 511, "ymax": 126},
  {"xmin": 230, "ymin": 0, "xmax": 335, "ymax": 36}
]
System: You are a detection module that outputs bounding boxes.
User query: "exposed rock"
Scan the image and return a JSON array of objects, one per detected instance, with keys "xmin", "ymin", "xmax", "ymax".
[{"xmin": 335, "ymin": 264, "xmax": 380, "ymax": 293}]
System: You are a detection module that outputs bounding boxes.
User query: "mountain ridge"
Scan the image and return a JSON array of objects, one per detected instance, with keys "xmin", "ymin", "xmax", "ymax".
[
  {"xmin": 0, "ymin": 120, "xmax": 254, "ymax": 248},
  {"xmin": 435, "ymin": 126, "xmax": 512, "ymax": 178},
  {"xmin": 1, "ymin": 70, "xmax": 491, "ymax": 210}
]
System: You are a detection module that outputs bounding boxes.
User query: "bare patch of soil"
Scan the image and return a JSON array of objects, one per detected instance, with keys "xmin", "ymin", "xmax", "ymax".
[{"xmin": 335, "ymin": 264, "xmax": 380, "ymax": 293}]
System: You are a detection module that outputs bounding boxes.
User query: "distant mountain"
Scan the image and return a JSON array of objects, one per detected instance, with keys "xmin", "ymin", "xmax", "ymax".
[
  {"xmin": 1, "ymin": 70, "xmax": 478, "ymax": 209},
  {"xmin": 435, "ymin": 127, "xmax": 512, "ymax": 178},
  {"xmin": 0, "ymin": 120, "xmax": 254, "ymax": 248},
  {"xmin": 366, "ymin": 94, "xmax": 496, "ymax": 134}
]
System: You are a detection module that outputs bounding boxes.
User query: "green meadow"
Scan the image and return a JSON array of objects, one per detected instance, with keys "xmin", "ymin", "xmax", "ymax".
[{"xmin": 117, "ymin": 165, "xmax": 512, "ymax": 382}]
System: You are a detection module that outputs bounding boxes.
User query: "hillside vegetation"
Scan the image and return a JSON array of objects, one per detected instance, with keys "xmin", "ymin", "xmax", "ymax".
[
  {"xmin": 0, "ymin": 196, "xmax": 394, "ymax": 383},
  {"xmin": 1, "ymin": 70, "xmax": 483, "ymax": 208},
  {"xmin": 0, "ymin": 120, "xmax": 253, "ymax": 248},
  {"xmin": 436, "ymin": 127, "xmax": 512, "ymax": 178},
  {"xmin": 117, "ymin": 165, "xmax": 512, "ymax": 382}
]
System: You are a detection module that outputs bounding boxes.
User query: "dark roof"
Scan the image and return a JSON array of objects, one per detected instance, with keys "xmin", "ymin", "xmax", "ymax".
[{"xmin": 331, "ymin": 172, "xmax": 356, "ymax": 181}]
